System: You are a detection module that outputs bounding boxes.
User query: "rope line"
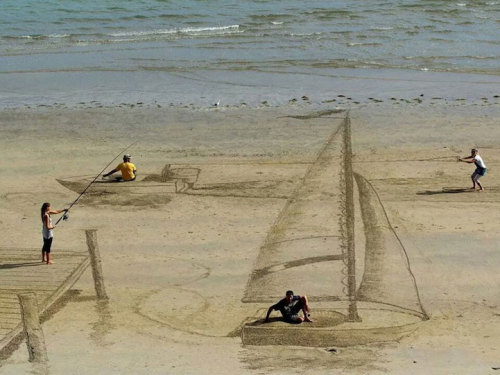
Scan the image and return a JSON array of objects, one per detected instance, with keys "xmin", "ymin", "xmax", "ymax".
[{"xmin": 360, "ymin": 174, "xmax": 430, "ymax": 320}]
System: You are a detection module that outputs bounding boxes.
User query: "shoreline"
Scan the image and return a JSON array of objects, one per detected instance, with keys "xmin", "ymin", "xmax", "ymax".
[{"xmin": 1, "ymin": 68, "xmax": 499, "ymax": 110}]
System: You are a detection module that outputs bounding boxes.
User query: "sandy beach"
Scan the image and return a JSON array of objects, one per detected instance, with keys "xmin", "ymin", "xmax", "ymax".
[
  {"xmin": 0, "ymin": 99, "xmax": 499, "ymax": 374},
  {"xmin": 2, "ymin": 0, "xmax": 500, "ymax": 373}
]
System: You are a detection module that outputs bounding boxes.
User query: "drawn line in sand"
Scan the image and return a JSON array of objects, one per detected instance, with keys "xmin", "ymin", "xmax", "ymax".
[
  {"xmin": 132, "ymin": 257, "xmax": 219, "ymax": 338},
  {"xmin": 251, "ymin": 254, "xmax": 346, "ymax": 279},
  {"xmin": 278, "ymin": 109, "xmax": 345, "ymax": 120},
  {"xmin": 265, "ymin": 234, "xmax": 341, "ymax": 247},
  {"xmin": 353, "ymin": 156, "xmax": 459, "ymax": 163},
  {"xmin": 133, "ymin": 287, "xmax": 214, "ymax": 338},
  {"xmin": 183, "ymin": 180, "xmax": 295, "ymax": 199}
]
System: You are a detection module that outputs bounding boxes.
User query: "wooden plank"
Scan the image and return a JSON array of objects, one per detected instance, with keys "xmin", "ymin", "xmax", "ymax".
[
  {"xmin": 0, "ymin": 316, "xmax": 22, "ymax": 322},
  {"xmin": 0, "ymin": 275, "xmax": 71, "ymax": 280},
  {"xmin": 0, "ymin": 306, "xmax": 20, "ymax": 312},
  {"xmin": 0, "ymin": 275, "xmax": 75, "ymax": 280},
  {"xmin": 0, "ymin": 271, "xmax": 85, "ymax": 278},
  {"xmin": 0, "ymin": 288, "xmax": 63, "ymax": 292},
  {"xmin": 0, "ymin": 321, "xmax": 21, "ymax": 327},
  {"xmin": 0, "ymin": 324, "xmax": 21, "ymax": 330},
  {"xmin": 0, "ymin": 280, "xmax": 70, "ymax": 284},
  {"xmin": 0, "ymin": 317, "xmax": 22, "ymax": 322}
]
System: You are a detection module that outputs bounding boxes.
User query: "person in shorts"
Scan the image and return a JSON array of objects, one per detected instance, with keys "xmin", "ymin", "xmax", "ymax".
[
  {"xmin": 103, "ymin": 154, "xmax": 137, "ymax": 181},
  {"xmin": 459, "ymin": 148, "xmax": 487, "ymax": 191},
  {"xmin": 264, "ymin": 290, "xmax": 313, "ymax": 323}
]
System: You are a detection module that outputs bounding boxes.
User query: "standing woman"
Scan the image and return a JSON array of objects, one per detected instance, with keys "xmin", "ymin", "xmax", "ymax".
[{"xmin": 41, "ymin": 202, "xmax": 67, "ymax": 264}]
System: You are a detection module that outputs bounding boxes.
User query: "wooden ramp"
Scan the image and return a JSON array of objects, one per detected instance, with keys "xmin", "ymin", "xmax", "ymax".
[{"xmin": 0, "ymin": 247, "xmax": 89, "ymax": 351}]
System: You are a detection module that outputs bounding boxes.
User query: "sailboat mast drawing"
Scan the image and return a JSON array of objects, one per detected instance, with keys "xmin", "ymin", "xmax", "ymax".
[{"xmin": 343, "ymin": 114, "xmax": 361, "ymax": 323}]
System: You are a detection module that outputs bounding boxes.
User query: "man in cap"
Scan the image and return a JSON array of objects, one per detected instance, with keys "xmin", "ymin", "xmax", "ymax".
[
  {"xmin": 458, "ymin": 148, "xmax": 486, "ymax": 191},
  {"xmin": 264, "ymin": 290, "xmax": 313, "ymax": 323},
  {"xmin": 103, "ymin": 154, "xmax": 137, "ymax": 182}
]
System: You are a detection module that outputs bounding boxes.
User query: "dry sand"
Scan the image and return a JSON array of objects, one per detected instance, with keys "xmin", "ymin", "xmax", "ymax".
[{"xmin": 0, "ymin": 101, "xmax": 499, "ymax": 374}]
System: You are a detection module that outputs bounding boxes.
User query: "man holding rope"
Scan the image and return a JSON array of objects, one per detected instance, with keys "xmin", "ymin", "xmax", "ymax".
[{"xmin": 459, "ymin": 148, "xmax": 486, "ymax": 191}]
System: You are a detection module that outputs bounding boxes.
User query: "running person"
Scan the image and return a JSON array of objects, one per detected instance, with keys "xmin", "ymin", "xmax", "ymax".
[
  {"xmin": 459, "ymin": 148, "xmax": 487, "ymax": 191},
  {"xmin": 264, "ymin": 290, "xmax": 313, "ymax": 323},
  {"xmin": 103, "ymin": 154, "xmax": 137, "ymax": 181},
  {"xmin": 41, "ymin": 203, "xmax": 67, "ymax": 264}
]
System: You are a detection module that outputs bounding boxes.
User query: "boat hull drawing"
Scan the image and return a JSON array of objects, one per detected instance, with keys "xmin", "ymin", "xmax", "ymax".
[{"xmin": 57, "ymin": 165, "xmax": 201, "ymax": 195}]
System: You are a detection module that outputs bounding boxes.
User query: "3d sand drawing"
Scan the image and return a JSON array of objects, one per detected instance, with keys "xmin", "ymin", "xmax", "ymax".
[
  {"xmin": 0, "ymin": 247, "xmax": 90, "ymax": 357},
  {"xmin": 0, "ymin": 230, "xmax": 109, "ymax": 363},
  {"xmin": 0, "ymin": 230, "xmax": 111, "ymax": 375},
  {"xmin": 58, "ymin": 161, "xmax": 306, "ymax": 201},
  {"xmin": 241, "ymin": 114, "xmax": 429, "ymax": 347},
  {"xmin": 0, "ymin": 112, "xmax": 430, "ymax": 365},
  {"xmin": 57, "ymin": 164, "xmax": 201, "ymax": 195}
]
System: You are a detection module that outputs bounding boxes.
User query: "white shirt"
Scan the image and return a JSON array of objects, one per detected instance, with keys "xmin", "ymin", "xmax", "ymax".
[
  {"xmin": 42, "ymin": 214, "xmax": 53, "ymax": 239},
  {"xmin": 474, "ymin": 154, "xmax": 486, "ymax": 169}
]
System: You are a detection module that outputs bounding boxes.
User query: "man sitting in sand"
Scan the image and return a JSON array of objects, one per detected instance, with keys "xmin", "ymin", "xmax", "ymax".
[
  {"xmin": 458, "ymin": 148, "xmax": 486, "ymax": 191},
  {"xmin": 264, "ymin": 290, "xmax": 313, "ymax": 323},
  {"xmin": 103, "ymin": 154, "xmax": 137, "ymax": 182}
]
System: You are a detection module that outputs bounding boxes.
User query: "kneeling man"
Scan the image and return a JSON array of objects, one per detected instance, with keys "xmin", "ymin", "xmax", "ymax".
[{"xmin": 264, "ymin": 290, "xmax": 312, "ymax": 323}]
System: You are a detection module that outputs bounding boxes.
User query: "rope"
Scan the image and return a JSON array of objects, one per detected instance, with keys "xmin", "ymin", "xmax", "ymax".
[{"xmin": 360, "ymin": 175, "xmax": 430, "ymax": 320}]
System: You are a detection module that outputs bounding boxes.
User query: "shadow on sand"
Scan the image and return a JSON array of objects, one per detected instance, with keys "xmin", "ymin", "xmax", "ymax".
[
  {"xmin": 0, "ymin": 262, "xmax": 44, "ymax": 269},
  {"xmin": 417, "ymin": 188, "xmax": 474, "ymax": 195}
]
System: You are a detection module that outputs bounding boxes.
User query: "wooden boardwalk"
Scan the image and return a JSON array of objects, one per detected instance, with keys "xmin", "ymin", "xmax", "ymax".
[{"xmin": 0, "ymin": 247, "xmax": 89, "ymax": 351}]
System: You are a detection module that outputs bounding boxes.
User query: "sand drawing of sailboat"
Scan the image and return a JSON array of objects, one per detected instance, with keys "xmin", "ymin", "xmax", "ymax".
[
  {"xmin": 241, "ymin": 114, "xmax": 428, "ymax": 347},
  {"xmin": 57, "ymin": 164, "xmax": 201, "ymax": 195}
]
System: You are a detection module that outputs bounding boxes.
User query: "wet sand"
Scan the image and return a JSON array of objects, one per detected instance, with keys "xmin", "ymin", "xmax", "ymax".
[{"xmin": 0, "ymin": 101, "xmax": 499, "ymax": 374}]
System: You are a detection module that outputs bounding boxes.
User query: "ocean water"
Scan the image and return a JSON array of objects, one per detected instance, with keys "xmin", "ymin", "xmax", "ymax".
[{"xmin": 0, "ymin": 0, "xmax": 499, "ymax": 108}]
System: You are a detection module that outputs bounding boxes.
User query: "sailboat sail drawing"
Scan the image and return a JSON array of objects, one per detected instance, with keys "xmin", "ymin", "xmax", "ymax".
[{"xmin": 241, "ymin": 114, "xmax": 427, "ymax": 347}]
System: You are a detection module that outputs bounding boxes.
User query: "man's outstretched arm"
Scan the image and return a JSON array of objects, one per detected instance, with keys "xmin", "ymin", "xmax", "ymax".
[
  {"xmin": 103, "ymin": 168, "xmax": 118, "ymax": 177},
  {"xmin": 458, "ymin": 155, "xmax": 474, "ymax": 163},
  {"xmin": 264, "ymin": 306, "xmax": 274, "ymax": 322}
]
